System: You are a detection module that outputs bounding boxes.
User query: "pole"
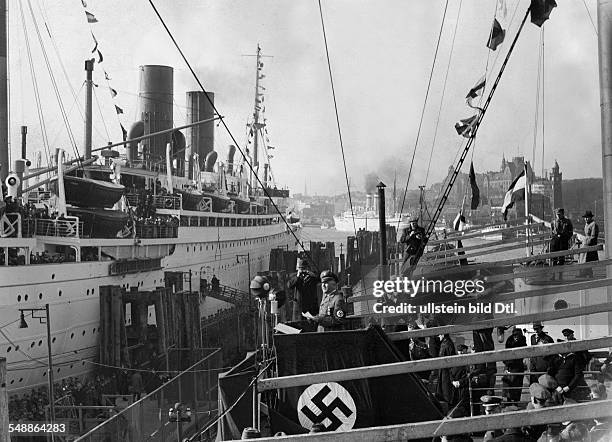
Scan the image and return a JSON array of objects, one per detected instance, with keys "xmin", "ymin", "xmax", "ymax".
[
  {"xmin": 84, "ymin": 59, "xmax": 94, "ymax": 164},
  {"xmin": 0, "ymin": 358, "xmax": 8, "ymax": 442},
  {"xmin": 524, "ymin": 163, "xmax": 531, "ymax": 256},
  {"xmin": 21, "ymin": 126, "xmax": 27, "ymax": 160},
  {"xmin": 0, "ymin": 0, "xmax": 7, "ymax": 183},
  {"xmin": 377, "ymin": 182, "xmax": 388, "ymax": 281},
  {"xmin": 177, "ymin": 413, "xmax": 183, "ymax": 442},
  {"xmin": 46, "ymin": 305, "xmax": 56, "ymax": 436},
  {"xmin": 598, "ymin": 0, "xmax": 612, "ymax": 336}
]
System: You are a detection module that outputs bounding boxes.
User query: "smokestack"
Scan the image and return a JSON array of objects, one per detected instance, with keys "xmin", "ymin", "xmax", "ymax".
[
  {"xmin": 186, "ymin": 91, "xmax": 215, "ymax": 169},
  {"xmin": 204, "ymin": 151, "xmax": 217, "ymax": 172},
  {"xmin": 138, "ymin": 65, "xmax": 174, "ymax": 162},
  {"xmin": 366, "ymin": 194, "xmax": 373, "ymax": 211},
  {"xmin": 227, "ymin": 145, "xmax": 236, "ymax": 174}
]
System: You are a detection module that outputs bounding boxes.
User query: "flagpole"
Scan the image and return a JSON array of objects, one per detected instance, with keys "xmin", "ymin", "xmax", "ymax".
[{"xmin": 524, "ymin": 162, "xmax": 531, "ymax": 256}]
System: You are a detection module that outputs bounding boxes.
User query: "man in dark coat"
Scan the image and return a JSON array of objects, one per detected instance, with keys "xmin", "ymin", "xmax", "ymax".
[
  {"xmin": 399, "ymin": 216, "xmax": 426, "ymax": 275},
  {"xmin": 548, "ymin": 350, "xmax": 589, "ymax": 401},
  {"xmin": 288, "ymin": 258, "xmax": 320, "ymax": 316},
  {"xmin": 450, "ymin": 344, "xmax": 471, "ymax": 417},
  {"xmin": 529, "ymin": 321, "xmax": 554, "ymax": 384},
  {"xmin": 502, "ymin": 327, "xmax": 526, "ymax": 403},
  {"xmin": 550, "ymin": 208, "xmax": 573, "ymax": 265},
  {"xmin": 436, "ymin": 334, "xmax": 456, "ymax": 406}
]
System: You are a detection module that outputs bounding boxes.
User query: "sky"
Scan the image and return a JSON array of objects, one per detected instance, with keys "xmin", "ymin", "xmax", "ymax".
[{"xmin": 6, "ymin": 0, "xmax": 602, "ymax": 196}]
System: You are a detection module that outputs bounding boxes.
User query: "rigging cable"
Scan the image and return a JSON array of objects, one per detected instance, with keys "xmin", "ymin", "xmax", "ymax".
[
  {"xmin": 18, "ymin": 0, "xmax": 52, "ymax": 173},
  {"xmin": 26, "ymin": 0, "xmax": 81, "ymax": 165},
  {"xmin": 424, "ymin": 0, "xmax": 462, "ymax": 188},
  {"xmin": 147, "ymin": 0, "xmax": 311, "ymax": 265},
  {"xmin": 582, "ymin": 0, "xmax": 598, "ymax": 36},
  {"xmin": 398, "ymin": 0, "xmax": 450, "ymax": 222},
  {"xmin": 316, "ymin": 0, "xmax": 366, "ymax": 287},
  {"xmin": 414, "ymin": 6, "xmax": 534, "ymax": 269},
  {"xmin": 92, "ymin": 84, "xmax": 112, "ymax": 142}
]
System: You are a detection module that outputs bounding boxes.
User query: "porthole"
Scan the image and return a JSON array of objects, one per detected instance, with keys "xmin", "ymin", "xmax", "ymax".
[
  {"xmin": 70, "ymin": 364, "xmax": 74, "ymax": 369},
  {"xmin": 87, "ymin": 289, "xmax": 90, "ymax": 296},
  {"xmin": 43, "ymin": 372, "xmax": 46, "ymax": 377},
  {"xmin": 15, "ymin": 345, "xmax": 19, "ymax": 351},
  {"xmin": 30, "ymin": 342, "xmax": 35, "ymax": 348},
  {"xmin": 10, "ymin": 380, "xmax": 14, "ymax": 384},
  {"xmin": 58, "ymin": 290, "xmax": 62, "ymax": 297},
  {"xmin": 70, "ymin": 333, "xmax": 74, "ymax": 339},
  {"xmin": 38, "ymin": 293, "xmax": 42, "ymax": 300},
  {"xmin": 92, "ymin": 288, "xmax": 95, "ymax": 295},
  {"xmin": 82, "ymin": 361, "xmax": 85, "ymax": 366},
  {"xmin": 24, "ymin": 295, "xmax": 28, "ymax": 301},
  {"xmin": 7, "ymin": 346, "xmax": 11, "ymax": 353},
  {"xmin": 17, "ymin": 295, "xmax": 21, "ymax": 302},
  {"xmin": 38, "ymin": 340, "xmax": 42, "ymax": 346},
  {"xmin": 82, "ymin": 330, "xmax": 86, "ymax": 336},
  {"xmin": 52, "ymin": 337, "xmax": 56, "ymax": 343},
  {"xmin": 51, "ymin": 273, "xmax": 55, "ymax": 280},
  {"xmin": 554, "ymin": 299, "xmax": 569, "ymax": 310},
  {"xmin": 57, "ymin": 368, "xmax": 60, "ymax": 373},
  {"xmin": 93, "ymin": 328, "xmax": 96, "ymax": 333},
  {"xmin": 19, "ymin": 378, "xmax": 23, "ymax": 382}
]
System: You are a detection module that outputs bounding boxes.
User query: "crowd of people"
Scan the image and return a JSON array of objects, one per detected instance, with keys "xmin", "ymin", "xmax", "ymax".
[{"xmin": 399, "ymin": 320, "xmax": 611, "ymax": 441}]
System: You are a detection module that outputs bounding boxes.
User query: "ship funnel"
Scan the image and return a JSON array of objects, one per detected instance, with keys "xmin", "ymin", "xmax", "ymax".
[
  {"xmin": 204, "ymin": 150, "xmax": 217, "ymax": 172},
  {"xmin": 131, "ymin": 65, "xmax": 174, "ymax": 164},
  {"xmin": 366, "ymin": 194, "xmax": 373, "ymax": 211},
  {"xmin": 186, "ymin": 91, "xmax": 215, "ymax": 169},
  {"xmin": 227, "ymin": 145, "xmax": 236, "ymax": 174}
]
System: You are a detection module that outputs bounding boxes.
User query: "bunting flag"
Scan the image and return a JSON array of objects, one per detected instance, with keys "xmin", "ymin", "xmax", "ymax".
[
  {"xmin": 115, "ymin": 105, "xmax": 124, "ymax": 115},
  {"xmin": 469, "ymin": 162, "xmax": 480, "ymax": 210},
  {"xmin": 104, "ymin": 71, "xmax": 111, "ymax": 81},
  {"xmin": 85, "ymin": 11, "xmax": 98, "ymax": 23},
  {"xmin": 121, "ymin": 124, "xmax": 127, "ymax": 142},
  {"xmin": 530, "ymin": 0, "xmax": 557, "ymax": 27},
  {"xmin": 454, "ymin": 114, "xmax": 479, "ymax": 138},
  {"xmin": 466, "ymin": 74, "xmax": 486, "ymax": 108},
  {"xmin": 501, "ymin": 170, "xmax": 526, "ymax": 220},
  {"xmin": 81, "ymin": 0, "xmax": 88, "ymax": 8},
  {"xmin": 486, "ymin": 18, "xmax": 505, "ymax": 51},
  {"xmin": 91, "ymin": 32, "xmax": 98, "ymax": 53},
  {"xmin": 110, "ymin": 87, "xmax": 117, "ymax": 98},
  {"xmin": 96, "ymin": 49, "xmax": 103, "ymax": 63},
  {"xmin": 268, "ymin": 145, "xmax": 275, "ymax": 150}
]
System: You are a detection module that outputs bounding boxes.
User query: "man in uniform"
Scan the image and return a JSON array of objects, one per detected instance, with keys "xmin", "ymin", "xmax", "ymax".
[
  {"xmin": 529, "ymin": 321, "xmax": 555, "ymax": 384},
  {"xmin": 399, "ymin": 216, "xmax": 426, "ymax": 276},
  {"xmin": 550, "ymin": 208, "xmax": 573, "ymax": 266},
  {"xmin": 480, "ymin": 395, "xmax": 504, "ymax": 441},
  {"xmin": 311, "ymin": 270, "xmax": 346, "ymax": 332}
]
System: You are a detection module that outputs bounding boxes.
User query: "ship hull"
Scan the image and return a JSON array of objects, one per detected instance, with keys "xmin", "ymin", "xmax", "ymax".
[{"xmin": 0, "ymin": 220, "xmax": 299, "ymax": 393}]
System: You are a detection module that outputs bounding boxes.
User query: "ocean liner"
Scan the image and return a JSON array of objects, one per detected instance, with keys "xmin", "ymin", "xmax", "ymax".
[{"xmin": 0, "ymin": 35, "xmax": 299, "ymax": 393}]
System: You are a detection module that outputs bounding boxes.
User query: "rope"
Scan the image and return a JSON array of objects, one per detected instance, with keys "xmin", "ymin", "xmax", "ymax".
[
  {"xmin": 188, "ymin": 359, "xmax": 275, "ymax": 440},
  {"xmin": 26, "ymin": 0, "xmax": 81, "ymax": 164},
  {"xmin": 19, "ymin": 1, "xmax": 52, "ymax": 172},
  {"xmin": 397, "ymin": 0, "xmax": 450, "ymax": 221},
  {"xmin": 92, "ymin": 85, "xmax": 111, "ymax": 142},
  {"xmin": 424, "ymin": 0, "xmax": 462, "ymax": 188},
  {"xmin": 582, "ymin": 0, "xmax": 598, "ymax": 36},
  {"xmin": 147, "ymin": 0, "xmax": 311, "ymax": 266}
]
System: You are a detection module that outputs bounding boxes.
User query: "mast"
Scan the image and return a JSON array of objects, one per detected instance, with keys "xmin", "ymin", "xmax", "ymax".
[
  {"xmin": 0, "ymin": 0, "xmax": 7, "ymax": 182},
  {"xmin": 597, "ymin": 0, "xmax": 612, "ymax": 334},
  {"xmin": 252, "ymin": 44, "xmax": 263, "ymax": 192},
  {"xmin": 84, "ymin": 59, "xmax": 94, "ymax": 162}
]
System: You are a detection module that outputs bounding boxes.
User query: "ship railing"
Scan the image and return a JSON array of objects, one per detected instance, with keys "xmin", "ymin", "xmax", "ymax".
[
  {"xmin": 22, "ymin": 216, "xmax": 82, "ymax": 238},
  {"xmin": 27, "ymin": 190, "xmax": 52, "ymax": 203},
  {"xmin": 125, "ymin": 192, "xmax": 182, "ymax": 211},
  {"xmin": 73, "ymin": 348, "xmax": 224, "ymax": 442},
  {"xmin": 134, "ymin": 222, "xmax": 178, "ymax": 239}
]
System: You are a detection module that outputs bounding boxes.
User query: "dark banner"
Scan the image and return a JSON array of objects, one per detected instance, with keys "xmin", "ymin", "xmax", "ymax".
[{"xmin": 269, "ymin": 326, "xmax": 443, "ymax": 436}]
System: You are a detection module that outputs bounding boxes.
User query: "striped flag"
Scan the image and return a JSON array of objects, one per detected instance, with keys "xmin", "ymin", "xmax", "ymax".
[
  {"xmin": 110, "ymin": 87, "xmax": 117, "ymax": 98},
  {"xmin": 501, "ymin": 170, "xmax": 526, "ymax": 220},
  {"xmin": 85, "ymin": 11, "xmax": 98, "ymax": 23},
  {"xmin": 453, "ymin": 212, "xmax": 467, "ymax": 231},
  {"xmin": 115, "ymin": 105, "xmax": 124, "ymax": 115},
  {"xmin": 469, "ymin": 162, "xmax": 480, "ymax": 210}
]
